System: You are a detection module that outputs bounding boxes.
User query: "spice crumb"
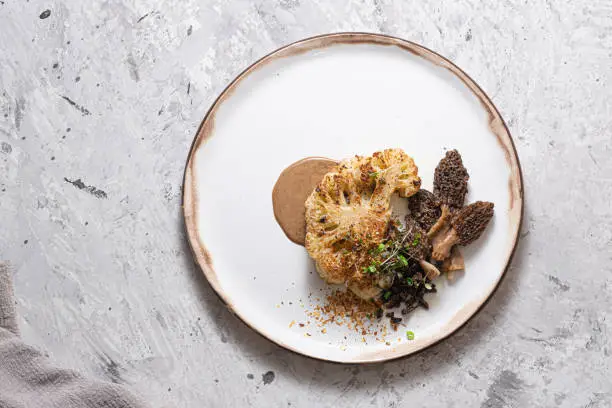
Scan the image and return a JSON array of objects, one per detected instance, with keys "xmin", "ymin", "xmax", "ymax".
[{"xmin": 305, "ymin": 289, "xmax": 381, "ymax": 336}]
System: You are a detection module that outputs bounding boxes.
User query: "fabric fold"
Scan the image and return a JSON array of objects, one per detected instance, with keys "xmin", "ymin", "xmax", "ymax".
[{"xmin": 0, "ymin": 262, "xmax": 148, "ymax": 408}]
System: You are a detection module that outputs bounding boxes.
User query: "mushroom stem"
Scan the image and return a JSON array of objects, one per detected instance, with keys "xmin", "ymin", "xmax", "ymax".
[
  {"xmin": 431, "ymin": 227, "xmax": 459, "ymax": 261},
  {"xmin": 443, "ymin": 247, "xmax": 465, "ymax": 281},
  {"xmin": 442, "ymin": 247, "xmax": 465, "ymax": 273},
  {"xmin": 420, "ymin": 260, "xmax": 441, "ymax": 280},
  {"xmin": 427, "ymin": 204, "xmax": 451, "ymax": 238}
]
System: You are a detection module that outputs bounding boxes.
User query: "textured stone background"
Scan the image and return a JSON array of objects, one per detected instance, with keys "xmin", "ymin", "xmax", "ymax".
[{"xmin": 1, "ymin": 1, "xmax": 611, "ymax": 407}]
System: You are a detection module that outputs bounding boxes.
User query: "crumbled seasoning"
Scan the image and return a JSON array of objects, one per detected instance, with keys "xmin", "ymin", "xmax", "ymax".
[
  {"xmin": 289, "ymin": 320, "xmax": 295, "ymax": 328},
  {"xmin": 304, "ymin": 289, "xmax": 386, "ymax": 337}
]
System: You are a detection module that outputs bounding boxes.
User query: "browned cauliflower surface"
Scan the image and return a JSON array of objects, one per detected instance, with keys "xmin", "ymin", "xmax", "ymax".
[{"xmin": 305, "ymin": 149, "xmax": 421, "ymax": 298}]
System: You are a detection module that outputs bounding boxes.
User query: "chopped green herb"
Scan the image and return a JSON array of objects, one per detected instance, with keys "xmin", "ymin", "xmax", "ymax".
[
  {"xmin": 406, "ymin": 330, "xmax": 415, "ymax": 340},
  {"xmin": 366, "ymin": 313, "xmax": 371, "ymax": 319},
  {"xmin": 411, "ymin": 232, "xmax": 421, "ymax": 247},
  {"xmin": 383, "ymin": 291, "xmax": 391, "ymax": 301},
  {"xmin": 370, "ymin": 243, "xmax": 386, "ymax": 256},
  {"xmin": 397, "ymin": 254, "xmax": 408, "ymax": 266},
  {"xmin": 363, "ymin": 264, "xmax": 377, "ymax": 274},
  {"xmin": 406, "ymin": 277, "xmax": 413, "ymax": 286},
  {"xmin": 424, "ymin": 283, "xmax": 433, "ymax": 290},
  {"xmin": 369, "ymin": 171, "xmax": 379, "ymax": 179}
]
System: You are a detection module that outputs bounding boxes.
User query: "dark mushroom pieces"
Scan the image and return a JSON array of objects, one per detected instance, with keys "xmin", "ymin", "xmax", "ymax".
[
  {"xmin": 402, "ymin": 216, "xmax": 432, "ymax": 261},
  {"xmin": 433, "ymin": 150, "xmax": 469, "ymax": 210},
  {"xmin": 431, "ymin": 201, "xmax": 494, "ymax": 261},
  {"xmin": 407, "ymin": 189, "xmax": 441, "ymax": 232}
]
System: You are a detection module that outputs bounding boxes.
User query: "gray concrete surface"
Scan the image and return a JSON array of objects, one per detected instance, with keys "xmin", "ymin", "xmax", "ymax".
[{"xmin": 1, "ymin": 1, "xmax": 611, "ymax": 407}]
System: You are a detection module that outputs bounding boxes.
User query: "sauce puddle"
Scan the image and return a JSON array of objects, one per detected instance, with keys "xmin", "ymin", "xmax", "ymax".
[{"xmin": 272, "ymin": 157, "xmax": 337, "ymax": 246}]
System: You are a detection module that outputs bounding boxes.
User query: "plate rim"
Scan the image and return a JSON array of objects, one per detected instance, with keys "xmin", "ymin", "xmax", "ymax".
[{"xmin": 182, "ymin": 32, "xmax": 524, "ymax": 364}]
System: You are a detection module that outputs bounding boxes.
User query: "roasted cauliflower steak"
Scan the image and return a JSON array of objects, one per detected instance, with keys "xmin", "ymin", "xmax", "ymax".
[{"xmin": 305, "ymin": 148, "xmax": 421, "ymax": 299}]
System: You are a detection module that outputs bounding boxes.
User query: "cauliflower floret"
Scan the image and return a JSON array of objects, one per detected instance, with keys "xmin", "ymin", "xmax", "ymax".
[{"xmin": 305, "ymin": 148, "xmax": 421, "ymax": 299}]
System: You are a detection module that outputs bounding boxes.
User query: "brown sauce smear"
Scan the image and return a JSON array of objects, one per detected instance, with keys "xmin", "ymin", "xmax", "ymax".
[{"xmin": 272, "ymin": 157, "xmax": 337, "ymax": 246}]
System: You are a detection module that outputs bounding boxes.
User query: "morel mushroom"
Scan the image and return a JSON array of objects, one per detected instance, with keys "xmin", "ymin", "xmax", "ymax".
[
  {"xmin": 407, "ymin": 189, "xmax": 442, "ymax": 232},
  {"xmin": 433, "ymin": 150, "xmax": 469, "ymax": 210},
  {"xmin": 431, "ymin": 201, "xmax": 494, "ymax": 261},
  {"xmin": 427, "ymin": 204, "xmax": 451, "ymax": 238}
]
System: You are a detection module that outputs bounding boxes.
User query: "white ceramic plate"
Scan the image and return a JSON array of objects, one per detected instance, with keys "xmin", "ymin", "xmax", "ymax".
[{"xmin": 183, "ymin": 33, "xmax": 523, "ymax": 363}]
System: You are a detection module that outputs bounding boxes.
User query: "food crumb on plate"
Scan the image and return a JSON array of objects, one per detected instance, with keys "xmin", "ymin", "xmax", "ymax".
[{"xmin": 289, "ymin": 320, "xmax": 295, "ymax": 328}]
